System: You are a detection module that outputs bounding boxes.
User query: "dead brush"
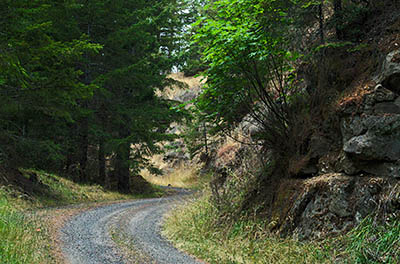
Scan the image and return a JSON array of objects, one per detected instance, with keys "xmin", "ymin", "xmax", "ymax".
[
  {"xmin": 287, "ymin": 155, "xmax": 311, "ymax": 176},
  {"xmin": 215, "ymin": 141, "xmax": 241, "ymax": 169}
]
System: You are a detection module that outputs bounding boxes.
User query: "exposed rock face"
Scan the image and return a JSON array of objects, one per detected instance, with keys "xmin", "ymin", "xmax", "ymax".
[
  {"xmin": 337, "ymin": 49, "xmax": 400, "ymax": 178},
  {"xmin": 279, "ymin": 174, "xmax": 400, "ymax": 240},
  {"xmin": 342, "ymin": 115, "xmax": 400, "ymax": 162},
  {"xmin": 277, "ymin": 50, "xmax": 400, "ymax": 240}
]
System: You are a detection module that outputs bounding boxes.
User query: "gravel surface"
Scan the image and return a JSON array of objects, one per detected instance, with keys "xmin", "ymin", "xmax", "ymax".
[{"xmin": 60, "ymin": 191, "xmax": 202, "ymax": 264}]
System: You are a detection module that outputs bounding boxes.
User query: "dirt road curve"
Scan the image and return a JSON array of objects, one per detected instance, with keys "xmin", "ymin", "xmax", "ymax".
[{"xmin": 60, "ymin": 192, "xmax": 201, "ymax": 264}]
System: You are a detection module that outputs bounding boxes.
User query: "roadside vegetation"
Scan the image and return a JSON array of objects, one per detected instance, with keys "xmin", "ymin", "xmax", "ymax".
[
  {"xmin": 164, "ymin": 192, "xmax": 400, "ymax": 264},
  {"xmin": 142, "ymin": 164, "xmax": 200, "ymax": 188},
  {"xmin": 0, "ymin": 193, "xmax": 52, "ymax": 264}
]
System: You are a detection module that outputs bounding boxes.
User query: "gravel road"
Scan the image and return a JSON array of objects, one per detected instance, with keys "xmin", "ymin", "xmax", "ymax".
[{"xmin": 60, "ymin": 191, "xmax": 202, "ymax": 264}]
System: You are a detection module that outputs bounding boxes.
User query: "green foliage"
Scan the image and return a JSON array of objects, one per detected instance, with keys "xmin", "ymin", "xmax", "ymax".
[
  {"xmin": 182, "ymin": 108, "xmax": 213, "ymax": 159},
  {"xmin": 0, "ymin": 0, "xmax": 99, "ymax": 168},
  {"xmin": 177, "ymin": 0, "xmax": 208, "ymax": 76},
  {"xmin": 190, "ymin": 0, "xmax": 320, "ymax": 168},
  {"xmin": 329, "ymin": 0, "xmax": 370, "ymax": 41},
  {"xmin": 66, "ymin": 0, "xmax": 190, "ymax": 189},
  {"xmin": 193, "ymin": 0, "xmax": 295, "ymax": 128}
]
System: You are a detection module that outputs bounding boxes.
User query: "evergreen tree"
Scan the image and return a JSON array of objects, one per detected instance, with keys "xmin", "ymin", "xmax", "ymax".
[
  {"xmin": 67, "ymin": 0, "xmax": 187, "ymax": 191},
  {"xmin": 0, "ymin": 0, "xmax": 99, "ymax": 169}
]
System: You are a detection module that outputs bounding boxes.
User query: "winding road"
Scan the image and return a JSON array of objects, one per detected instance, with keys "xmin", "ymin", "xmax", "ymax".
[{"xmin": 60, "ymin": 191, "xmax": 202, "ymax": 264}]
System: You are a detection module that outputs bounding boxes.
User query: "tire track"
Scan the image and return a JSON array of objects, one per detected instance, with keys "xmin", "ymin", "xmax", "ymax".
[{"xmin": 60, "ymin": 194, "xmax": 201, "ymax": 264}]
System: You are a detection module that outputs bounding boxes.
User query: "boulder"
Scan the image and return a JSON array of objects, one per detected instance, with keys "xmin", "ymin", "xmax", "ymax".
[
  {"xmin": 372, "ymin": 84, "xmax": 397, "ymax": 102},
  {"xmin": 363, "ymin": 162, "xmax": 400, "ymax": 178},
  {"xmin": 363, "ymin": 85, "xmax": 396, "ymax": 107},
  {"xmin": 375, "ymin": 50, "xmax": 400, "ymax": 93},
  {"xmin": 335, "ymin": 151, "xmax": 360, "ymax": 175},
  {"xmin": 341, "ymin": 115, "xmax": 365, "ymax": 142},
  {"xmin": 342, "ymin": 115, "xmax": 400, "ymax": 162}
]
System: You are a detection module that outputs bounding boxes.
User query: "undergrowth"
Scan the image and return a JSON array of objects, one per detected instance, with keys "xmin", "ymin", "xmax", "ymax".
[
  {"xmin": 163, "ymin": 194, "xmax": 400, "ymax": 264},
  {"xmin": 163, "ymin": 194, "xmax": 341, "ymax": 264},
  {"xmin": 30, "ymin": 170, "xmax": 146, "ymax": 207}
]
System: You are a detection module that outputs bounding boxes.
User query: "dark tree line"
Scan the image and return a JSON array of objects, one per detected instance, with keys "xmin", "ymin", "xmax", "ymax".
[{"xmin": 0, "ymin": 0, "xmax": 192, "ymax": 192}]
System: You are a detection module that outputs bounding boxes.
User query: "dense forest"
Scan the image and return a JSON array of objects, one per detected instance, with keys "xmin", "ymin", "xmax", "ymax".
[{"xmin": 0, "ymin": 0, "xmax": 198, "ymax": 192}]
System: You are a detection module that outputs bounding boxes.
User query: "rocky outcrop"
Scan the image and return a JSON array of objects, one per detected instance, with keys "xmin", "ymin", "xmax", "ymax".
[
  {"xmin": 275, "ymin": 50, "xmax": 400, "ymax": 240},
  {"xmin": 279, "ymin": 173, "xmax": 400, "ymax": 240},
  {"xmin": 337, "ymin": 50, "xmax": 400, "ymax": 179},
  {"xmin": 342, "ymin": 115, "xmax": 400, "ymax": 162}
]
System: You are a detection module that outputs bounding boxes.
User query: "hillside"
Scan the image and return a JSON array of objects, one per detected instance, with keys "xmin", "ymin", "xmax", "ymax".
[{"xmin": 160, "ymin": 1, "xmax": 400, "ymax": 263}]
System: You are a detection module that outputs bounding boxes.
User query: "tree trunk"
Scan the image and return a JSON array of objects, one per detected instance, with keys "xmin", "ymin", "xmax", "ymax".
[
  {"xmin": 115, "ymin": 137, "xmax": 131, "ymax": 193},
  {"xmin": 78, "ymin": 117, "xmax": 88, "ymax": 182},
  {"xmin": 333, "ymin": 0, "xmax": 344, "ymax": 40},
  {"xmin": 98, "ymin": 140, "xmax": 106, "ymax": 185},
  {"xmin": 318, "ymin": 0, "xmax": 325, "ymax": 44}
]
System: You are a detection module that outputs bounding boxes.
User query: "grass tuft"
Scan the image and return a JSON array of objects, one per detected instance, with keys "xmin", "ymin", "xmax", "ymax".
[
  {"xmin": 0, "ymin": 191, "xmax": 53, "ymax": 264},
  {"xmin": 346, "ymin": 217, "xmax": 400, "ymax": 263}
]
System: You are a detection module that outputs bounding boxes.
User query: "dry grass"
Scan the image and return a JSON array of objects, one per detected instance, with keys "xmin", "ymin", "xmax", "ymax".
[
  {"xmin": 141, "ymin": 162, "xmax": 200, "ymax": 188},
  {"xmin": 215, "ymin": 140, "xmax": 241, "ymax": 169},
  {"xmin": 156, "ymin": 72, "xmax": 205, "ymax": 101}
]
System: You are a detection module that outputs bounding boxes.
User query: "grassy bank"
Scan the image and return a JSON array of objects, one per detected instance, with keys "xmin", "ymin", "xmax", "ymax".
[
  {"xmin": 0, "ymin": 193, "xmax": 53, "ymax": 263},
  {"xmin": 163, "ymin": 194, "xmax": 400, "ymax": 264},
  {"xmin": 0, "ymin": 169, "xmax": 162, "ymax": 264}
]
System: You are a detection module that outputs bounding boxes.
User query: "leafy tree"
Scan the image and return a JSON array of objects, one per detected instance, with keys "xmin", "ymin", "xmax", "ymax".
[{"xmin": 193, "ymin": 0, "xmax": 303, "ymax": 156}]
